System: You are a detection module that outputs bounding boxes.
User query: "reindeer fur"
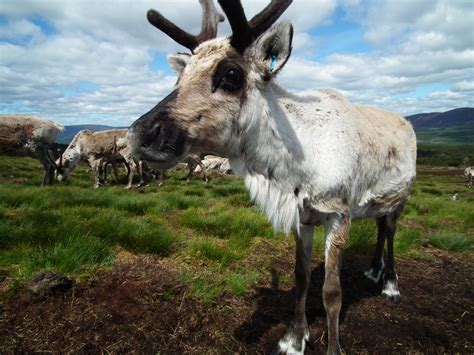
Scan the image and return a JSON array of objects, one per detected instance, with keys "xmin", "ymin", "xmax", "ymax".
[
  {"xmin": 128, "ymin": 7, "xmax": 417, "ymax": 354},
  {"xmin": 0, "ymin": 115, "xmax": 64, "ymax": 186},
  {"xmin": 57, "ymin": 129, "xmax": 143, "ymax": 189}
]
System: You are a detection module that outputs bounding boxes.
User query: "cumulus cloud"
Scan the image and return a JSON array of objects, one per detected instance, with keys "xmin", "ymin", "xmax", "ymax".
[{"xmin": 0, "ymin": 0, "xmax": 472, "ymax": 125}]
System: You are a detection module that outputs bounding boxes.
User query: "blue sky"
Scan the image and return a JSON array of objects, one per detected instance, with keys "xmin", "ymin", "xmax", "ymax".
[{"xmin": 0, "ymin": 0, "xmax": 473, "ymax": 126}]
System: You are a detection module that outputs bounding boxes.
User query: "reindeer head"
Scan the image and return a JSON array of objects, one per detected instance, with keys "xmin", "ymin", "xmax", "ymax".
[{"xmin": 128, "ymin": 0, "xmax": 293, "ymax": 169}]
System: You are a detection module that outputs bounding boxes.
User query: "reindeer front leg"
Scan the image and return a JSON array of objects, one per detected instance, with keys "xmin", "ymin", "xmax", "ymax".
[
  {"xmin": 38, "ymin": 146, "xmax": 54, "ymax": 186},
  {"xmin": 275, "ymin": 224, "xmax": 313, "ymax": 354},
  {"xmin": 89, "ymin": 158, "xmax": 102, "ymax": 189},
  {"xmin": 323, "ymin": 212, "xmax": 350, "ymax": 355}
]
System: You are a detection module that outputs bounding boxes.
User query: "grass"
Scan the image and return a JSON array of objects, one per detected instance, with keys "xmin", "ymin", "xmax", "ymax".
[{"xmin": 0, "ymin": 154, "xmax": 473, "ymax": 305}]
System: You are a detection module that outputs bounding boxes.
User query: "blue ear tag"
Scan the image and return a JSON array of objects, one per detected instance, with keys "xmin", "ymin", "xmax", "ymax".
[{"xmin": 269, "ymin": 53, "xmax": 278, "ymax": 72}]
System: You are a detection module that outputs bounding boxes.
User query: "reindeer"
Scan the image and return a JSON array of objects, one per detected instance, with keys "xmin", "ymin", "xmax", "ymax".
[
  {"xmin": 196, "ymin": 155, "xmax": 233, "ymax": 175},
  {"xmin": 127, "ymin": 1, "xmax": 417, "ymax": 353},
  {"xmin": 0, "ymin": 115, "xmax": 64, "ymax": 186},
  {"xmin": 55, "ymin": 129, "xmax": 144, "ymax": 189}
]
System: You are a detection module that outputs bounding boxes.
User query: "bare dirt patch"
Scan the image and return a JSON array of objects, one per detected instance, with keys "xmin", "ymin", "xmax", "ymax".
[{"xmin": 1, "ymin": 250, "xmax": 473, "ymax": 353}]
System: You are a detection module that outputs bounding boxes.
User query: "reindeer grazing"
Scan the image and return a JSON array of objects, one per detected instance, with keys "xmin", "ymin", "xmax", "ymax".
[
  {"xmin": 127, "ymin": 1, "xmax": 417, "ymax": 353},
  {"xmin": 0, "ymin": 115, "xmax": 64, "ymax": 186},
  {"xmin": 55, "ymin": 129, "xmax": 143, "ymax": 189}
]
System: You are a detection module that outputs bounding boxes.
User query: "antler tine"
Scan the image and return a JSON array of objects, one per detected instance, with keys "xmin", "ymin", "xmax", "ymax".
[
  {"xmin": 249, "ymin": 0, "xmax": 292, "ymax": 38},
  {"xmin": 148, "ymin": 1, "xmax": 225, "ymax": 52},
  {"xmin": 197, "ymin": 0, "xmax": 225, "ymax": 43},
  {"xmin": 217, "ymin": 0, "xmax": 253, "ymax": 53},
  {"xmin": 147, "ymin": 9, "xmax": 198, "ymax": 51}
]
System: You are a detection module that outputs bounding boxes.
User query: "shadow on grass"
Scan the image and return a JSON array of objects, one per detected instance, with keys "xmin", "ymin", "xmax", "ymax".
[{"xmin": 234, "ymin": 252, "xmax": 381, "ymax": 347}]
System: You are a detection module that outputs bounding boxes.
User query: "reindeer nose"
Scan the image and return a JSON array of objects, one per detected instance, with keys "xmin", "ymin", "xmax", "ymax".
[
  {"xmin": 128, "ymin": 89, "xmax": 178, "ymax": 160},
  {"xmin": 128, "ymin": 112, "xmax": 164, "ymax": 160}
]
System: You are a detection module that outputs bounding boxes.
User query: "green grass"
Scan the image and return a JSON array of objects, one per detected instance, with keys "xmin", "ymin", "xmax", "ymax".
[
  {"xmin": 0, "ymin": 154, "xmax": 473, "ymax": 306},
  {"xmin": 417, "ymin": 143, "xmax": 473, "ymax": 166},
  {"xmin": 415, "ymin": 126, "xmax": 474, "ymax": 146}
]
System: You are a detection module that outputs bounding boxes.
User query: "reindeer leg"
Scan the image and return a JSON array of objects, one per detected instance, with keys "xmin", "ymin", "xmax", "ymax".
[
  {"xmin": 381, "ymin": 208, "xmax": 403, "ymax": 303},
  {"xmin": 89, "ymin": 158, "xmax": 101, "ymax": 189},
  {"xmin": 323, "ymin": 212, "xmax": 349, "ymax": 355},
  {"xmin": 124, "ymin": 159, "xmax": 135, "ymax": 189},
  {"xmin": 185, "ymin": 162, "xmax": 194, "ymax": 183},
  {"xmin": 275, "ymin": 224, "xmax": 313, "ymax": 354},
  {"xmin": 37, "ymin": 146, "xmax": 49, "ymax": 186},
  {"xmin": 137, "ymin": 160, "xmax": 145, "ymax": 187},
  {"xmin": 99, "ymin": 161, "xmax": 106, "ymax": 184},
  {"xmin": 111, "ymin": 162, "xmax": 118, "ymax": 183},
  {"xmin": 198, "ymin": 161, "xmax": 208, "ymax": 182},
  {"xmin": 47, "ymin": 164, "xmax": 55, "ymax": 185},
  {"xmin": 364, "ymin": 216, "xmax": 386, "ymax": 283}
]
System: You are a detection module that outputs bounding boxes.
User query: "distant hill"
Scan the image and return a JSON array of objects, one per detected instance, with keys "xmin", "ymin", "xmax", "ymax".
[
  {"xmin": 406, "ymin": 107, "xmax": 473, "ymax": 130},
  {"xmin": 405, "ymin": 107, "xmax": 474, "ymax": 145},
  {"xmin": 56, "ymin": 108, "xmax": 473, "ymax": 145},
  {"xmin": 57, "ymin": 124, "xmax": 125, "ymax": 144}
]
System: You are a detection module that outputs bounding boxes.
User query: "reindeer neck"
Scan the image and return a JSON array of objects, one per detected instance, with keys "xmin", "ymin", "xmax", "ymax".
[
  {"xmin": 232, "ymin": 83, "xmax": 307, "ymax": 234},
  {"xmin": 237, "ymin": 82, "xmax": 306, "ymax": 182}
]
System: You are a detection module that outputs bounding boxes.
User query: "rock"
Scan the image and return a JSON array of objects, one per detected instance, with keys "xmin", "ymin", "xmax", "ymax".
[{"xmin": 29, "ymin": 270, "xmax": 73, "ymax": 296}]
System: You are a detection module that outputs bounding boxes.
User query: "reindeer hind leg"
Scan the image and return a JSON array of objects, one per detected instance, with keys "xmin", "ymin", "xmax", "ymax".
[
  {"xmin": 364, "ymin": 216, "xmax": 387, "ymax": 283},
  {"xmin": 381, "ymin": 206, "xmax": 404, "ymax": 303}
]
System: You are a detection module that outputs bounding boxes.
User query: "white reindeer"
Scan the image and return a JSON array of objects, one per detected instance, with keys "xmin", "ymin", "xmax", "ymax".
[
  {"xmin": 0, "ymin": 115, "xmax": 64, "ymax": 186},
  {"xmin": 55, "ymin": 129, "xmax": 143, "ymax": 189},
  {"xmin": 127, "ymin": 1, "xmax": 417, "ymax": 354}
]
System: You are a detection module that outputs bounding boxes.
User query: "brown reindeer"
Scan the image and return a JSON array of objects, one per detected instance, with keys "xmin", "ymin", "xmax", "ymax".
[
  {"xmin": 127, "ymin": 1, "xmax": 416, "ymax": 354},
  {"xmin": 55, "ymin": 129, "xmax": 144, "ymax": 189},
  {"xmin": 0, "ymin": 115, "xmax": 64, "ymax": 186}
]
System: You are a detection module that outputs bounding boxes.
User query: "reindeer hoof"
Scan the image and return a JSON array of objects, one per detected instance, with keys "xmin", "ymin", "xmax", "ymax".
[
  {"xmin": 382, "ymin": 289, "xmax": 401, "ymax": 303},
  {"xmin": 381, "ymin": 279, "xmax": 401, "ymax": 303},
  {"xmin": 273, "ymin": 325, "xmax": 309, "ymax": 354}
]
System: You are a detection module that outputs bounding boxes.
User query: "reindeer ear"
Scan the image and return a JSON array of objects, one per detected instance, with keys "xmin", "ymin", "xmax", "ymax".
[
  {"xmin": 249, "ymin": 21, "xmax": 293, "ymax": 80},
  {"xmin": 167, "ymin": 53, "xmax": 191, "ymax": 75}
]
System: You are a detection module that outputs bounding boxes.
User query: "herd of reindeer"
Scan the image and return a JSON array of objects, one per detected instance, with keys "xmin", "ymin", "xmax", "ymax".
[
  {"xmin": 0, "ymin": 0, "xmax": 472, "ymax": 353},
  {"xmin": 0, "ymin": 114, "xmax": 232, "ymax": 188}
]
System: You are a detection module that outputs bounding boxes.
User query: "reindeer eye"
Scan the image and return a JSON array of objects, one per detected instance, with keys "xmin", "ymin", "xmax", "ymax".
[{"xmin": 218, "ymin": 68, "xmax": 243, "ymax": 92}]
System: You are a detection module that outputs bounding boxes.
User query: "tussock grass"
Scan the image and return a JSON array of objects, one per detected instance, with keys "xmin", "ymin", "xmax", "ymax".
[
  {"xmin": 188, "ymin": 239, "xmax": 241, "ymax": 266},
  {"xmin": 0, "ymin": 155, "xmax": 473, "ymax": 305},
  {"xmin": 428, "ymin": 234, "xmax": 474, "ymax": 252}
]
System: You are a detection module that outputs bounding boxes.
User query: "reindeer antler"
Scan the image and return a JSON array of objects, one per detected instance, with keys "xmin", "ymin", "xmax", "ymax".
[
  {"xmin": 218, "ymin": 0, "xmax": 292, "ymax": 53},
  {"xmin": 147, "ymin": 0, "xmax": 225, "ymax": 52}
]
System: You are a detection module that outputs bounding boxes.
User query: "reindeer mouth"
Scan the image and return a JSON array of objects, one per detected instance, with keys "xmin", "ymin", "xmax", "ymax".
[
  {"xmin": 127, "ymin": 124, "xmax": 188, "ymax": 170},
  {"xmin": 127, "ymin": 88, "xmax": 191, "ymax": 169}
]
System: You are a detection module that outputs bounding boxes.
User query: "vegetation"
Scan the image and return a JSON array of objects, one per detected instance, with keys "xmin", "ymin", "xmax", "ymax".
[
  {"xmin": 415, "ymin": 126, "xmax": 474, "ymax": 146},
  {"xmin": 417, "ymin": 143, "xmax": 473, "ymax": 166},
  {"xmin": 0, "ymin": 155, "xmax": 473, "ymax": 305}
]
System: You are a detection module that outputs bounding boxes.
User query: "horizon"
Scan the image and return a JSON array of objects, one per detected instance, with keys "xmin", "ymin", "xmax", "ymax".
[{"xmin": 1, "ymin": 0, "xmax": 473, "ymax": 126}]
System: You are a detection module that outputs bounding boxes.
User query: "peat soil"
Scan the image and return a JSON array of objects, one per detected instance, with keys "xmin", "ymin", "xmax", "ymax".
[{"xmin": 1, "ymin": 249, "xmax": 473, "ymax": 354}]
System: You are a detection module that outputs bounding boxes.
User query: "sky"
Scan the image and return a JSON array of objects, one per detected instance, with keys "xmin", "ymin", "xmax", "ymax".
[{"xmin": 0, "ymin": 0, "xmax": 473, "ymax": 126}]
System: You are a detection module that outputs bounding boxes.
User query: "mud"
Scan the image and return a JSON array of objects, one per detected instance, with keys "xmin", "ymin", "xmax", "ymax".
[{"xmin": 1, "ymin": 250, "xmax": 473, "ymax": 353}]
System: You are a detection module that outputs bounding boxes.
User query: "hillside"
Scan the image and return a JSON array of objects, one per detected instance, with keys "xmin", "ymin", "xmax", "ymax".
[
  {"xmin": 57, "ymin": 124, "xmax": 126, "ymax": 144},
  {"xmin": 405, "ymin": 107, "xmax": 474, "ymax": 145},
  {"xmin": 406, "ymin": 107, "xmax": 473, "ymax": 130},
  {"xmin": 56, "ymin": 108, "xmax": 474, "ymax": 145}
]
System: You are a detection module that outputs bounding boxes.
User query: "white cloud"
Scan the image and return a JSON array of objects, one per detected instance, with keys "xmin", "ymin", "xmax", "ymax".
[{"xmin": 0, "ymin": 0, "xmax": 472, "ymax": 125}]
